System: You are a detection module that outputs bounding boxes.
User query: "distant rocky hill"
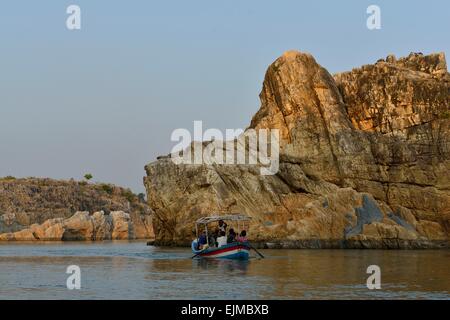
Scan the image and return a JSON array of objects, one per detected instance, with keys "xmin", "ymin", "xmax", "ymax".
[
  {"xmin": 0, "ymin": 177, "xmax": 154, "ymax": 240},
  {"xmin": 145, "ymin": 51, "xmax": 449, "ymax": 248}
]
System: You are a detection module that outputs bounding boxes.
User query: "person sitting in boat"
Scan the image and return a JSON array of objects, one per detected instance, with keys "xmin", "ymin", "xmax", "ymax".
[
  {"xmin": 227, "ymin": 228, "xmax": 237, "ymax": 243},
  {"xmin": 217, "ymin": 231, "xmax": 227, "ymax": 247},
  {"xmin": 198, "ymin": 231, "xmax": 208, "ymax": 250},
  {"xmin": 236, "ymin": 230, "xmax": 248, "ymax": 242},
  {"xmin": 209, "ymin": 230, "xmax": 218, "ymax": 247},
  {"xmin": 218, "ymin": 220, "xmax": 227, "ymax": 233}
]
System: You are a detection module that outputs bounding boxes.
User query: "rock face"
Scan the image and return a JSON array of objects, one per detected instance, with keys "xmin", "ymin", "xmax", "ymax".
[
  {"xmin": 0, "ymin": 211, "xmax": 137, "ymax": 241},
  {"xmin": 144, "ymin": 51, "xmax": 449, "ymax": 248},
  {"xmin": 0, "ymin": 178, "xmax": 154, "ymax": 240}
]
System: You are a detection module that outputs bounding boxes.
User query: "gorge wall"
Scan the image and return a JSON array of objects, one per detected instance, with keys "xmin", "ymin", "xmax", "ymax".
[
  {"xmin": 144, "ymin": 51, "xmax": 450, "ymax": 248},
  {"xmin": 0, "ymin": 178, "xmax": 154, "ymax": 240}
]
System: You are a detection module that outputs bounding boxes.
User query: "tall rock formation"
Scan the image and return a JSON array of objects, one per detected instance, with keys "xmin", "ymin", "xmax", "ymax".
[{"xmin": 144, "ymin": 51, "xmax": 450, "ymax": 248}]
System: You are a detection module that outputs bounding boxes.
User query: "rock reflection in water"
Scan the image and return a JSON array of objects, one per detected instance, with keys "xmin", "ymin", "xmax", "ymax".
[
  {"xmin": 193, "ymin": 258, "xmax": 250, "ymax": 274},
  {"xmin": 0, "ymin": 242, "xmax": 448, "ymax": 299}
]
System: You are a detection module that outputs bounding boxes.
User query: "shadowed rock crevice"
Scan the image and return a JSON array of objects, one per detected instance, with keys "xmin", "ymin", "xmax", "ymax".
[{"xmin": 345, "ymin": 195, "xmax": 384, "ymax": 238}]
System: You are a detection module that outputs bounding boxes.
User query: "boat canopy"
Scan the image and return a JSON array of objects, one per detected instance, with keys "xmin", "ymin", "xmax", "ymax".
[{"xmin": 195, "ymin": 214, "xmax": 251, "ymax": 225}]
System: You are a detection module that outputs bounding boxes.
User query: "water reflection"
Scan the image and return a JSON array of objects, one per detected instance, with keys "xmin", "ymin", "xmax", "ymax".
[
  {"xmin": 193, "ymin": 258, "xmax": 250, "ymax": 274},
  {"xmin": 0, "ymin": 242, "xmax": 448, "ymax": 299}
]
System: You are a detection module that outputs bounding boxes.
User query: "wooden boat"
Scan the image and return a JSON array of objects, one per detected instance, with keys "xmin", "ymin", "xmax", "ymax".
[
  {"xmin": 191, "ymin": 240, "xmax": 250, "ymax": 259},
  {"xmin": 191, "ymin": 214, "xmax": 252, "ymax": 260}
]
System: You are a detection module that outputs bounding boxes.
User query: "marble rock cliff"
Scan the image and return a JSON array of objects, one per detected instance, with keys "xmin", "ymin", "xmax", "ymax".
[
  {"xmin": 144, "ymin": 51, "xmax": 450, "ymax": 248},
  {"xmin": 0, "ymin": 178, "xmax": 154, "ymax": 240}
]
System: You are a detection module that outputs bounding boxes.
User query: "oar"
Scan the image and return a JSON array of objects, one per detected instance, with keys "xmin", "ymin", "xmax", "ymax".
[
  {"xmin": 191, "ymin": 250, "xmax": 205, "ymax": 259},
  {"xmin": 249, "ymin": 244, "xmax": 265, "ymax": 258},
  {"xmin": 191, "ymin": 245, "xmax": 208, "ymax": 259}
]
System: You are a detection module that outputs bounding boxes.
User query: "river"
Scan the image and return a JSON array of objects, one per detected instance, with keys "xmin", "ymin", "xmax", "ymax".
[{"xmin": 0, "ymin": 241, "xmax": 448, "ymax": 299}]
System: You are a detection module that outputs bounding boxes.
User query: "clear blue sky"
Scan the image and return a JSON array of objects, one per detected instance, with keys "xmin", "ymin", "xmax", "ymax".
[{"xmin": 0, "ymin": 0, "xmax": 449, "ymax": 192}]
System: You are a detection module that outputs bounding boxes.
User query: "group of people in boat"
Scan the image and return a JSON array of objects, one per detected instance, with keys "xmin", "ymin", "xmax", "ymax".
[{"xmin": 197, "ymin": 220, "xmax": 248, "ymax": 250}]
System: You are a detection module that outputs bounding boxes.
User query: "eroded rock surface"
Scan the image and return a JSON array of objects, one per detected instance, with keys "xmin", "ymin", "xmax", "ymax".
[
  {"xmin": 0, "ymin": 211, "xmax": 138, "ymax": 241},
  {"xmin": 0, "ymin": 178, "xmax": 154, "ymax": 240},
  {"xmin": 145, "ymin": 51, "xmax": 449, "ymax": 248}
]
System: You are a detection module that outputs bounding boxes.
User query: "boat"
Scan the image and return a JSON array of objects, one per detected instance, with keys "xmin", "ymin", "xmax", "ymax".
[
  {"xmin": 191, "ymin": 214, "xmax": 253, "ymax": 260},
  {"xmin": 191, "ymin": 240, "xmax": 250, "ymax": 259}
]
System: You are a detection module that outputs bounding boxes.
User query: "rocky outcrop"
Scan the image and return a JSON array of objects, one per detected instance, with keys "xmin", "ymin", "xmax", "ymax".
[
  {"xmin": 144, "ymin": 51, "xmax": 450, "ymax": 248},
  {"xmin": 0, "ymin": 211, "xmax": 139, "ymax": 241},
  {"xmin": 0, "ymin": 178, "xmax": 154, "ymax": 240}
]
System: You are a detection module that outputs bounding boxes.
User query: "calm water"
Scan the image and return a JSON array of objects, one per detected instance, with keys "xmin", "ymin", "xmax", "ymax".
[{"xmin": 0, "ymin": 241, "xmax": 449, "ymax": 300}]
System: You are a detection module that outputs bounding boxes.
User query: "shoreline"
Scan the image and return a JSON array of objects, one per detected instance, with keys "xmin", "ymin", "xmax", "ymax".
[
  {"xmin": 1, "ymin": 238, "xmax": 448, "ymax": 249},
  {"xmin": 147, "ymin": 239, "xmax": 450, "ymax": 250},
  {"xmin": 0, "ymin": 238, "xmax": 152, "ymax": 243}
]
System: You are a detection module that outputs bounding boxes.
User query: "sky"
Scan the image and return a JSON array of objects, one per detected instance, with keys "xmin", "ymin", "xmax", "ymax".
[{"xmin": 0, "ymin": 0, "xmax": 449, "ymax": 193}]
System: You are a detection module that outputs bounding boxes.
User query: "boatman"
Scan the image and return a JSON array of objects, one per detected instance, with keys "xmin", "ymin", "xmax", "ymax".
[{"xmin": 218, "ymin": 220, "xmax": 227, "ymax": 233}]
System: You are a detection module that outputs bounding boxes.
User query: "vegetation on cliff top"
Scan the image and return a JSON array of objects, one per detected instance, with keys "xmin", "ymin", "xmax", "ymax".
[{"xmin": 0, "ymin": 177, "xmax": 149, "ymax": 221}]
